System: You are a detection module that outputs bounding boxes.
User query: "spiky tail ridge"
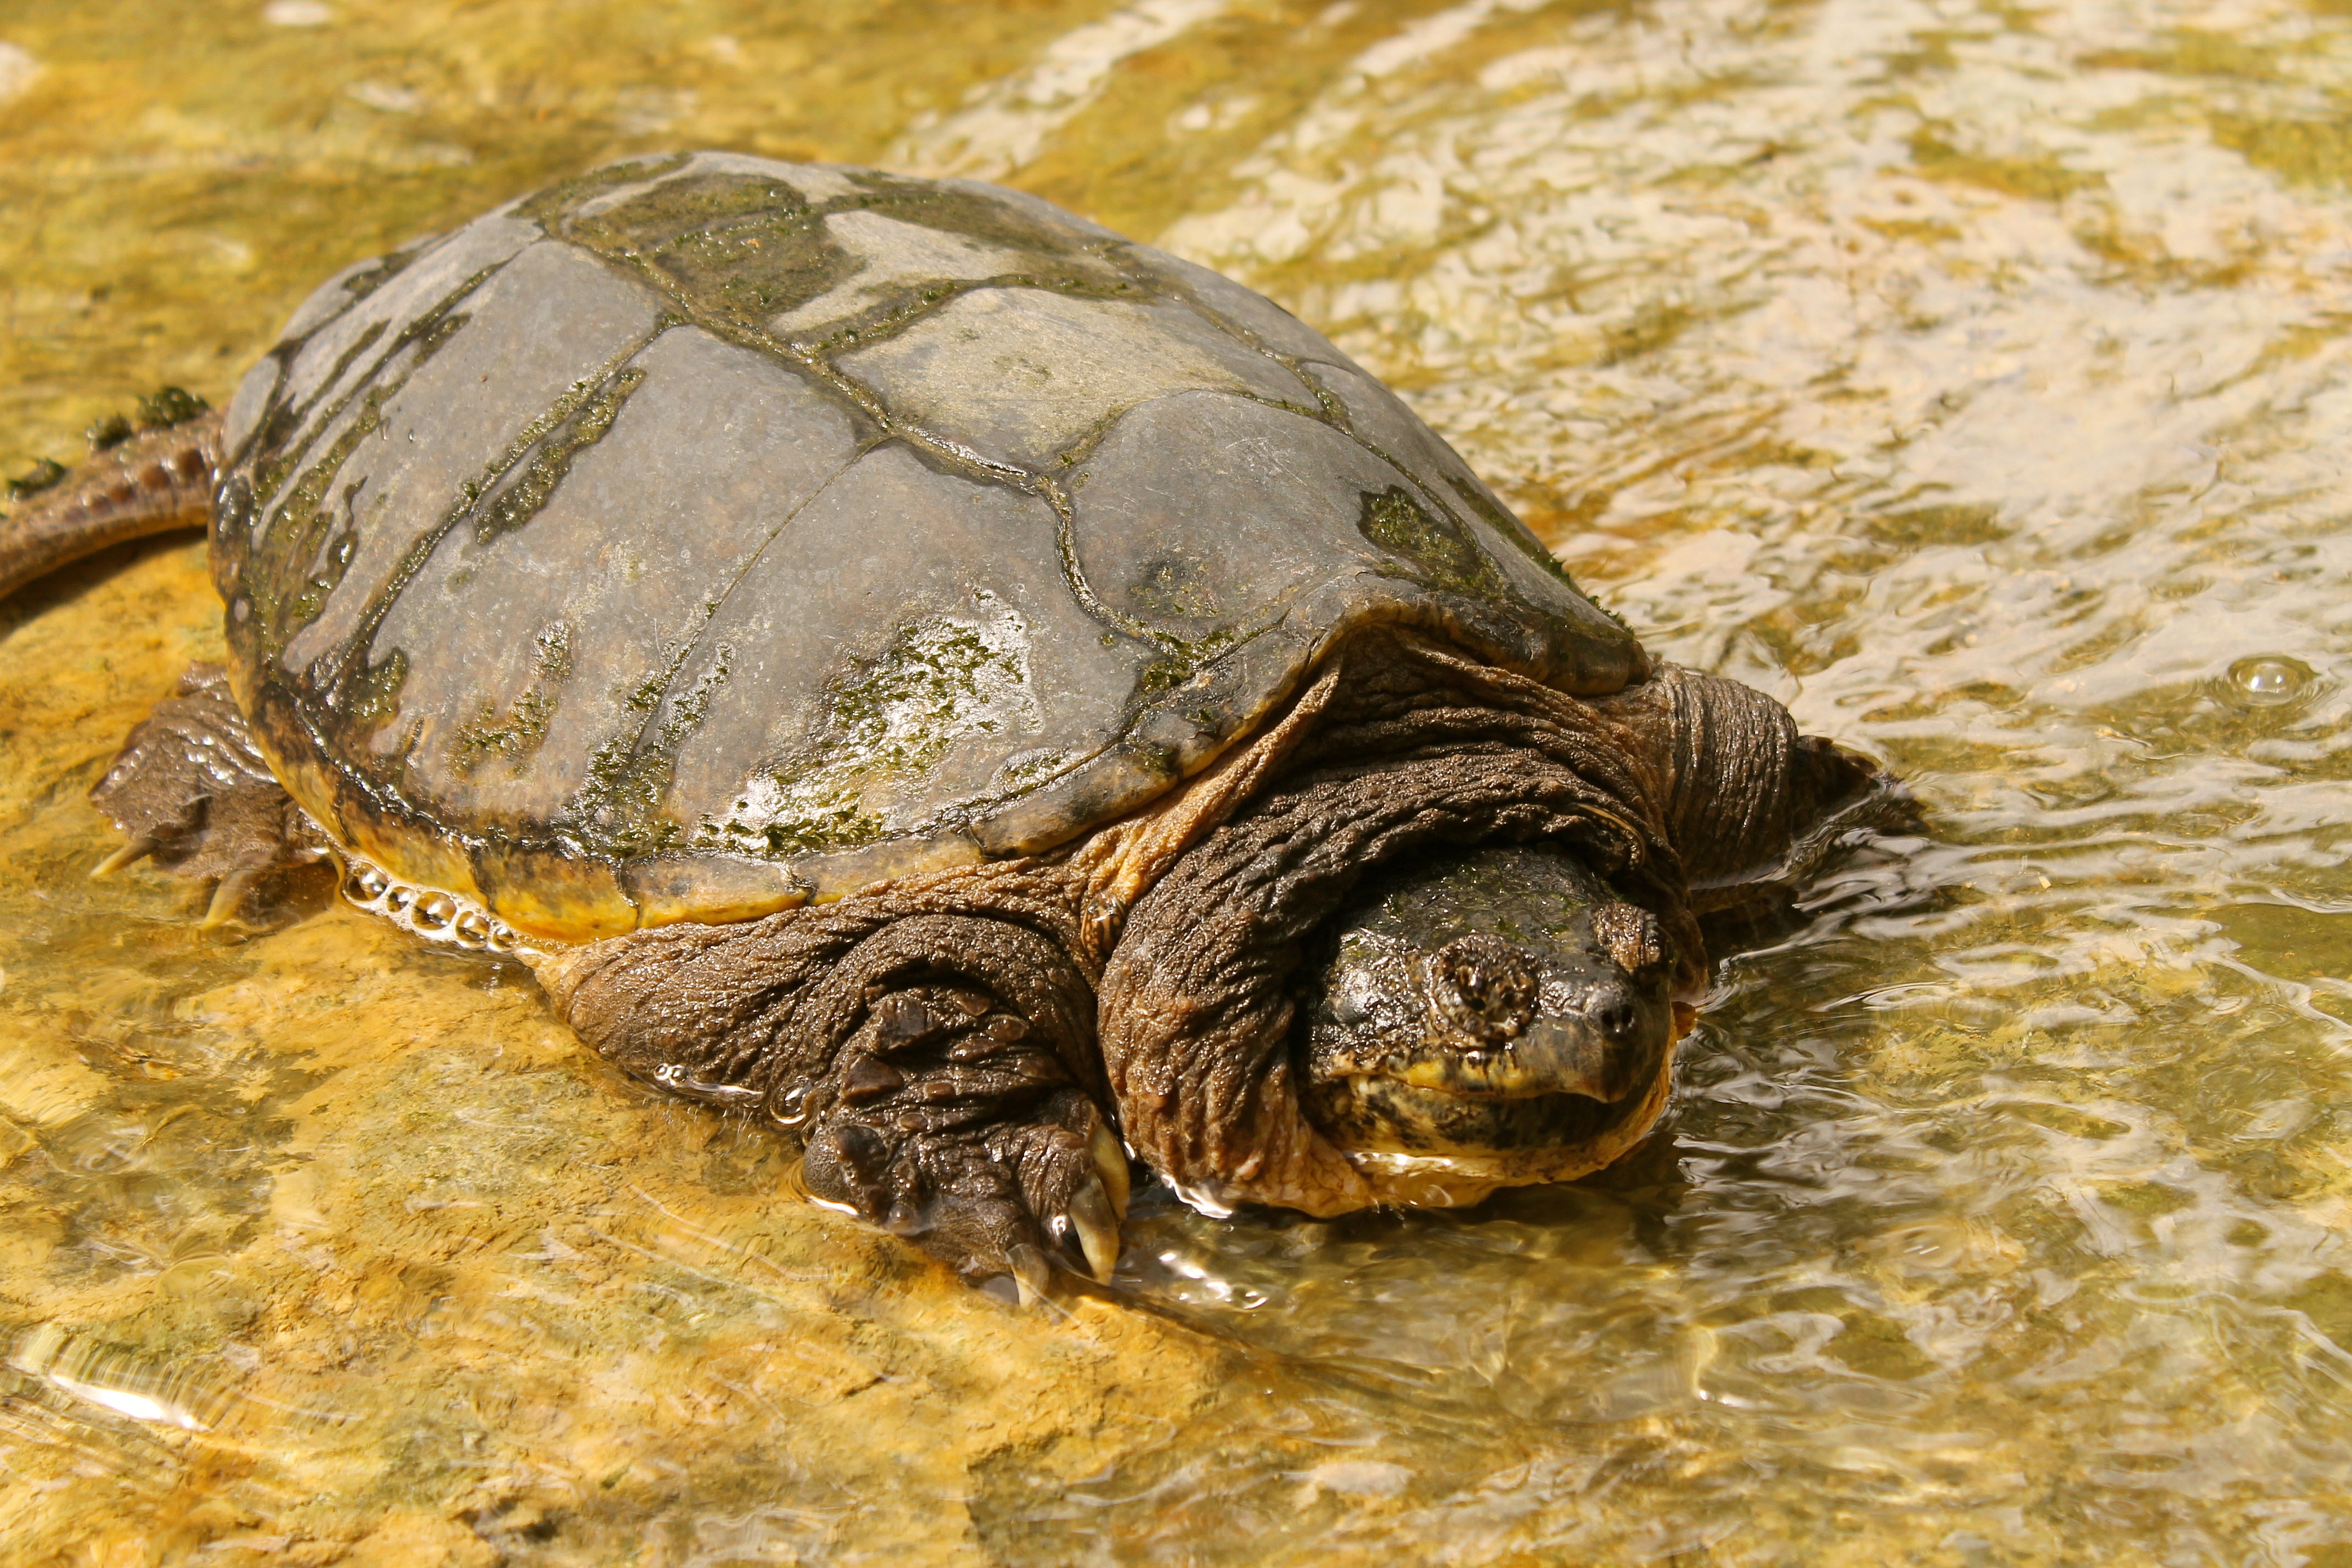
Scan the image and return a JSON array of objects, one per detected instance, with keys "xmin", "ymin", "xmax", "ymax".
[{"xmin": 0, "ymin": 410, "xmax": 224, "ymax": 603}]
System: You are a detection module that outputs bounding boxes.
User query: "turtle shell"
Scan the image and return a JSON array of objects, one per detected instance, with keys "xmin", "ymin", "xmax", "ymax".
[{"xmin": 210, "ymin": 153, "xmax": 1646, "ymax": 943}]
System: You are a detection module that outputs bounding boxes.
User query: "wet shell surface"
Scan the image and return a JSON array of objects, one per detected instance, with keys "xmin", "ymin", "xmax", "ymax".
[{"xmin": 211, "ymin": 153, "xmax": 1645, "ymax": 943}]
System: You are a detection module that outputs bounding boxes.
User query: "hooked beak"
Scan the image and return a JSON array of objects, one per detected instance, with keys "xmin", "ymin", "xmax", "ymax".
[{"xmin": 1392, "ymin": 1000, "xmax": 1652, "ymax": 1103}]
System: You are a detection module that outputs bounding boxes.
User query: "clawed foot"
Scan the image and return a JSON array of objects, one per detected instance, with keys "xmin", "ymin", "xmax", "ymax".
[
  {"xmin": 89, "ymin": 662, "xmax": 325, "ymax": 928},
  {"xmin": 795, "ymin": 980, "xmax": 1131, "ymax": 1302}
]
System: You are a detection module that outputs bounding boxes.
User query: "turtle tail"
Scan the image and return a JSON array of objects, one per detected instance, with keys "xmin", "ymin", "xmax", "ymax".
[{"xmin": 1, "ymin": 403, "xmax": 224, "ymax": 603}]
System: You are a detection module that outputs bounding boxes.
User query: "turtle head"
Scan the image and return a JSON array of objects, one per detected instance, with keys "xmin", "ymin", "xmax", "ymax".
[{"xmin": 1297, "ymin": 843, "xmax": 1683, "ymax": 1189}]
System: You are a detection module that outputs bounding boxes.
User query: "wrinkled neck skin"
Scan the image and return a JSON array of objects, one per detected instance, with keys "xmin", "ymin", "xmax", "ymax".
[{"xmin": 1619, "ymin": 661, "xmax": 1890, "ymax": 906}]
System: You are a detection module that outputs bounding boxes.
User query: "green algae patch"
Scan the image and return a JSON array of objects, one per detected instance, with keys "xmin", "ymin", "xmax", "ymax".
[
  {"xmin": 1440, "ymin": 472, "xmax": 1604, "ymax": 604},
  {"xmin": 134, "ymin": 384, "xmax": 209, "ymax": 431},
  {"xmin": 471, "ymin": 367, "xmax": 644, "ymax": 545},
  {"xmin": 1356, "ymin": 481, "xmax": 1633, "ymax": 644},
  {"xmin": 542, "ymin": 165, "xmax": 854, "ymax": 332},
  {"xmin": 696, "ymin": 591, "xmax": 1040, "ymax": 860},
  {"xmin": 336, "ymin": 645, "xmax": 411, "ymax": 739},
  {"xmin": 1358, "ymin": 485, "xmax": 1507, "ymax": 599},
  {"xmin": 1128, "ymin": 551, "xmax": 1224, "ymax": 622},
  {"xmin": 5, "ymin": 457, "xmax": 69, "ymax": 500},
  {"xmin": 452, "ymin": 621, "xmax": 575, "ymax": 778},
  {"xmin": 569, "ymin": 640, "xmax": 733, "ymax": 860},
  {"xmin": 245, "ymin": 387, "xmax": 385, "ymax": 659}
]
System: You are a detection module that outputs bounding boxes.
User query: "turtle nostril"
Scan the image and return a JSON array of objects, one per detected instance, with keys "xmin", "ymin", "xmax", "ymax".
[{"xmin": 1594, "ymin": 990, "xmax": 1641, "ymax": 1042}]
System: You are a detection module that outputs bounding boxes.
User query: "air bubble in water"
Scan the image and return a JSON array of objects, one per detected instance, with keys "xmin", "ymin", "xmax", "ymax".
[{"xmin": 2225, "ymin": 655, "xmax": 2315, "ymax": 708}]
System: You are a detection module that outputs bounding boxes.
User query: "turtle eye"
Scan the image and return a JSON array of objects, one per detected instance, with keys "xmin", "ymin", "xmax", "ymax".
[
  {"xmin": 1327, "ymin": 967, "xmax": 1381, "ymax": 1027},
  {"xmin": 1420, "ymin": 934, "xmax": 1540, "ymax": 1043}
]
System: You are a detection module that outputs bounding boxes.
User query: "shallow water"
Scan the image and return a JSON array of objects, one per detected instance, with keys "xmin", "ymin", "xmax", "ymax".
[{"xmin": 4, "ymin": 0, "xmax": 2351, "ymax": 1562}]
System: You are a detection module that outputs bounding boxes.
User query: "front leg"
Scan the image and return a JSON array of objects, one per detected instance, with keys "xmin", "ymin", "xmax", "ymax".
[
  {"xmin": 539, "ymin": 871, "xmax": 1129, "ymax": 1299},
  {"xmin": 798, "ymin": 979, "xmax": 1129, "ymax": 1298}
]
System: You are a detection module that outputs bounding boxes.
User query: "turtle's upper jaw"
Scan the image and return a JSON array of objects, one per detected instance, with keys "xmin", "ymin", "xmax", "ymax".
[
  {"xmin": 1388, "ymin": 1008, "xmax": 1656, "ymax": 1104},
  {"xmin": 1373, "ymin": 930, "xmax": 1662, "ymax": 1103}
]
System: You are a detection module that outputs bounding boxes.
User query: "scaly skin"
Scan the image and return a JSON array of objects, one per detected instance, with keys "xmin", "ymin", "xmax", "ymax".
[{"xmin": 0, "ymin": 410, "xmax": 223, "ymax": 602}]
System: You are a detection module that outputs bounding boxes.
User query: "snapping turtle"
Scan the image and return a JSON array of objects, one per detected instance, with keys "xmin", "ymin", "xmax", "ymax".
[{"xmin": 1, "ymin": 153, "xmax": 1896, "ymax": 1297}]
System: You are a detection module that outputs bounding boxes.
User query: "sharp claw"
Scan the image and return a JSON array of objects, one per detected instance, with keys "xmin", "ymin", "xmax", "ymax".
[
  {"xmin": 200, "ymin": 868, "xmax": 262, "ymax": 929},
  {"xmin": 1089, "ymin": 1116, "xmax": 1130, "ymax": 1220},
  {"xmin": 1008, "ymin": 1242, "xmax": 1053, "ymax": 1307},
  {"xmin": 91, "ymin": 836, "xmax": 157, "ymax": 878},
  {"xmin": 1069, "ymin": 1179, "xmax": 1121, "ymax": 1283}
]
